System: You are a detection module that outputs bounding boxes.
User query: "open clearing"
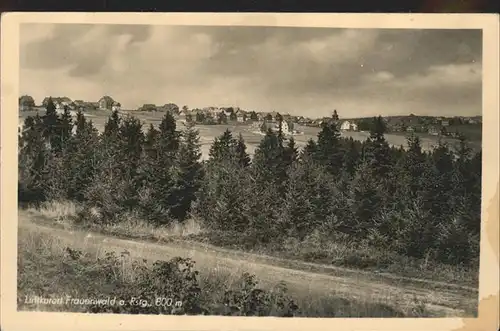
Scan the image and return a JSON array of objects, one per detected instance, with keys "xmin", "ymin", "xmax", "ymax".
[{"xmin": 18, "ymin": 209, "xmax": 478, "ymax": 317}]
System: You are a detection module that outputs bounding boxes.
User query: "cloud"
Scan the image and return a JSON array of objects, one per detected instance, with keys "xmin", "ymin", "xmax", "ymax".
[
  {"xmin": 20, "ymin": 24, "xmax": 152, "ymax": 77},
  {"xmin": 363, "ymin": 71, "xmax": 395, "ymax": 83},
  {"xmin": 19, "ymin": 24, "xmax": 482, "ymax": 118}
]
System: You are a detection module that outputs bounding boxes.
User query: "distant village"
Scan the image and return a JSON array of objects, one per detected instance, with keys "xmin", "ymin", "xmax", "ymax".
[{"xmin": 19, "ymin": 94, "xmax": 482, "ymax": 138}]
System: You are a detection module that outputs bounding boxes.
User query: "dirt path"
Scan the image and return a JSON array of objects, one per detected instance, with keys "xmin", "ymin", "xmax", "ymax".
[{"xmin": 18, "ymin": 211, "xmax": 478, "ymax": 317}]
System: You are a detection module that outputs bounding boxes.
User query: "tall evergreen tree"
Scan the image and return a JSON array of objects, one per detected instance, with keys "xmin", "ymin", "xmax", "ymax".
[
  {"xmin": 349, "ymin": 160, "xmax": 385, "ymax": 238},
  {"xmin": 235, "ymin": 133, "xmax": 251, "ymax": 168},
  {"xmin": 58, "ymin": 105, "xmax": 74, "ymax": 151},
  {"xmin": 301, "ymin": 139, "xmax": 317, "ymax": 161},
  {"xmin": 364, "ymin": 116, "xmax": 394, "ymax": 177},
  {"xmin": 209, "ymin": 129, "xmax": 236, "ymax": 162},
  {"xmin": 399, "ymin": 134, "xmax": 427, "ymax": 200},
  {"xmin": 144, "ymin": 124, "xmax": 159, "ymax": 155},
  {"xmin": 18, "ymin": 114, "xmax": 50, "ymax": 202},
  {"xmin": 252, "ymin": 129, "xmax": 285, "ymax": 184},
  {"xmin": 283, "ymin": 137, "xmax": 298, "ymax": 167},
  {"xmin": 42, "ymin": 97, "xmax": 64, "ymax": 153},
  {"xmin": 170, "ymin": 122, "xmax": 204, "ymax": 221},
  {"xmin": 75, "ymin": 109, "xmax": 87, "ymax": 135},
  {"xmin": 314, "ymin": 119, "xmax": 344, "ymax": 177},
  {"xmin": 342, "ymin": 138, "xmax": 360, "ymax": 177},
  {"xmin": 158, "ymin": 111, "xmax": 181, "ymax": 157},
  {"xmin": 103, "ymin": 110, "xmax": 121, "ymax": 138},
  {"xmin": 66, "ymin": 117, "xmax": 100, "ymax": 201}
]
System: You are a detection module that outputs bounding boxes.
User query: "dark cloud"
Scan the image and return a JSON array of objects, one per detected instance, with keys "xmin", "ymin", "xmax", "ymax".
[
  {"xmin": 20, "ymin": 24, "xmax": 152, "ymax": 77},
  {"xmin": 194, "ymin": 27, "xmax": 482, "ymax": 96},
  {"xmin": 20, "ymin": 24, "xmax": 482, "ymax": 117}
]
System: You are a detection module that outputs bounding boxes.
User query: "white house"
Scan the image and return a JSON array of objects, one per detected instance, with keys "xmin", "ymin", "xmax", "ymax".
[
  {"xmin": 279, "ymin": 121, "xmax": 291, "ymax": 134},
  {"xmin": 341, "ymin": 120, "xmax": 358, "ymax": 131}
]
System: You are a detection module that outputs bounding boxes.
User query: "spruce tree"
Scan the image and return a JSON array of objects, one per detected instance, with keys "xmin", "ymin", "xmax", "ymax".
[
  {"xmin": 192, "ymin": 157, "xmax": 251, "ymax": 232},
  {"xmin": 118, "ymin": 115, "xmax": 144, "ymax": 176},
  {"xmin": 103, "ymin": 110, "xmax": 121, "ymax": 138},
  {"xmin": 137, "ymin": 113, "xmax": 181, "ymax": 223},
  {"xmin": 235, "ymin": 133, "xmax": 251, "ymax": 167},
  {"xmin": 158, "ymin": 111, "xmax": 180, "ymax": 156},
  {"xmin": 75, "ymin": 109, "xmax": 87, "ymax": 135},
  {"xmin": 400, "ymin": 134, "xmax": 427, "ymax": 199},
  {"xmin": 252, "ymin": 128, "xmax": 286, "ymax": 187},
  {"xmin": 349, "ymin": 160, "xmax": 385, "ymax": 238},
  {"xmin": 364, "ymin": 116, "xmax": 394, "ymax": 178},
  {"xmin": 18, "ymin": 114, "xmax": 50, "ymax": 202},
  {"xmin": 66, "ymin": 117, "xmax": 100, "ymax": 201},
  {"xmin": 280, "ymin": 157, "xmax": 320, "ymax": 239},
  {"xmin": 314, "ymin": 119, "xmax": 344, "ymax": 177},
  {"xmin": 283, "ymin": 136, "xmax": 298, "ymax": 167},
  {"xmin": 209, "ymin": 129, "xmax": 236, "ymax": 162},
  {"xmin": 342, "ymin": 138, "xmax": 360, "ymax": 177},
  {"xmin": 301, "ymin": 139, "xmax": 317, "ymax": 160},
  {"xmin": 170, "ymin": 122, "xmax": 204, "ymax": 221},
  {"xmin": 42, "ymin": 97, "xmax": 63, "ymax": 153},
  {"xmin": 144, "ymin": 123, "xmax": 159, "ymax": 156}
]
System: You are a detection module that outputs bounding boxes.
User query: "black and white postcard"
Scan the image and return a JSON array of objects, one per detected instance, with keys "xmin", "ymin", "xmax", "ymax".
[{"xmin": 1, "ymin": 12, "xmax": 498, "ymax": 331}]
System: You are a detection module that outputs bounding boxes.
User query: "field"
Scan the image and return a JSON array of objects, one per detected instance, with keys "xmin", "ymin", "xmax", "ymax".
[
  {"xmin": 18, "ymin": 110, "xmax": 481, "ymax": 160},
  {"xmin": 17, "ymin": 202, "xmax": 478, "ymax": 317}
]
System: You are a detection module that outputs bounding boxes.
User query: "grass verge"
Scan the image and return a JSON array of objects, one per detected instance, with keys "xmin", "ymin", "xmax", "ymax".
[
  {"xmin": 18, "ymin": 226, "xmax": 420, "ymax": 317},
  {"xmin": 23, "ymin": 200, "xmax": 478, "ymax": 290}
]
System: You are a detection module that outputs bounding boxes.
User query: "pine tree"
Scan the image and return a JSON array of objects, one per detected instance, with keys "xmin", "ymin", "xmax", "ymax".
[
  {"xmin": 451, "ymin": 136, "xmax": 481, "ymax": 236},
  {"xmin": 332, "ymin": 110, "xmax": 339, "ymax": 121},
  {"xmin": 342, "ymin": 138, "xmax": 360, "ymax": 177},
  {"xmin": 103, "ymin": 110, "xmax": 121, "ymax": 138},
  {"xmin": 400, "ymin": 134, "xmax": 427, "ymax": 199},
  {"xmin": 209, "ymin": 129, "xmax": 236, "ymax": 162},
  {"xmin": 66, "ymin": 117, "xmax": 100, "ymax": 201},
  {"xmin": 314, "ymin": 119, "xmax": 344, "ymax": 177},
  {"xmin": 136, "ymin": 113, "xmax": 181, "ymax": 223},
  {"xmin": 118, "ymin": 115, "xmax": 144, "ymax": 176},
  {"xmin": 18, "ymin": 114, "xmax": 50, "ymax": 202},
  {"xmin": 192, "ymin": 158, "xmax": 251, "ymax": 232},
  {"xmin": 283, "ymin": 137, "xmax": 298, "ymax": 167},
  {"xmin": 301, "ymin": 139, "xmax": 317, "ymax": 160},
  {"xmin": 235, "ymin": 133, "xmax": 251, "ymax": 167},
  {"xmin": 144, "ymin": 124, "xmax": 159, "ymax": 155},
  {"xmin": 364, "ymin": 116, "xmax": 394, "ymax": 178},
  {"xmin": 42, "ymin": 97, "xmax": 57, "ymax": 135},
  {"xmin": 42, "ymin": 97, "xmax": 63, "ymax": 153},
  {"xmin": 252, "ymin": 128, "xmax": 286, "ymax": 186},
  {"xmin": 349, "ymin": 160, "xmax": 385, "ymax": 238},
  {"xmin": 158, "ymin": 111, "xmax": 181, "ymax": 156},
  {"xmin": 279, "ymin": 158, "xmax": 320, "ymax": 239},
  {"xmin": 170, "ymin": 122, "xmax": 204, "ymax": 221},
  {"xmin": 75, "ymin": 109, "xmax": 87, "ymax": 135}
]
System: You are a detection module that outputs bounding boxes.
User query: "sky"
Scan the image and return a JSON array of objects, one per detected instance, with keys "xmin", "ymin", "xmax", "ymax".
[{"xmin": 19, "ymin": 24, "xmax": 482, "ymax": 118}]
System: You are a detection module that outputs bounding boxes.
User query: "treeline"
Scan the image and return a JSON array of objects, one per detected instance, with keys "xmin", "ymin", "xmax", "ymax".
[{"xmin": 18, "ymin": 99, "xmax": 481, "ymax": 268}]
